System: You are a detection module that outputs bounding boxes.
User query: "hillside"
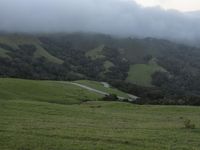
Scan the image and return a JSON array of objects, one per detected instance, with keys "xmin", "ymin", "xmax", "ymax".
[
  {"xmin": 0, "ymin": 78, "xmax": 134, "ymax": 103},
  {"xmin": 1, "ymin": 33, "xmax": 200, "ymax": 103},
  {"xmin": 0, "ymin": 78, "xmax": 102, "ymax": 104},
  {"xmin": 0, "ymin": 34, "xmax": 63, "ymax": 64},
  {"xmin": 0, "ymin": 78, "xmax": 200, "ymax": 150}
]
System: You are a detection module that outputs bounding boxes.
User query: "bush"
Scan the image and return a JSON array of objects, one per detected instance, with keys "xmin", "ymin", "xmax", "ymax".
[
  {"xmin": 184, "ymin": 119, "xmax": 195, "ymax": 129},
  {"xmin": 102, "ymin": 94, "xmax": 119, "ymax": 101}
]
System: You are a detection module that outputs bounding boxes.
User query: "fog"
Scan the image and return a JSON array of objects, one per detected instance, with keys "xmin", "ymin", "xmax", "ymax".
[{"xmin": 0, "ymin": 0, "xmax": 200, "ymax": 43}]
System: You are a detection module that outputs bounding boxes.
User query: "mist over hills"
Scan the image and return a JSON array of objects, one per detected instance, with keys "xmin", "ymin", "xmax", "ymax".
[{"xmin": 0, "ymin": 0, "xmax": 200, "ymax": 45}]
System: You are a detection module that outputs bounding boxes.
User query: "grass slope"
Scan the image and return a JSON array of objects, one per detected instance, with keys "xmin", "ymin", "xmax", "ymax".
[
  {"xmin": 104, "ymin": 60, "xmax": 114, "ymax": 72},
  {"xmin": 86, "ymin": 45, "xmax": 105, "ymax": 60},
  {"xmin": 0, "ymin": 78, "xmax": 101, "ymax": 104},
  {"xmin": 0, "ymin": 100, "xmax": 200, "ymax": 150},
  {"xmin": 0, "ymin": 35, "xmax": 63, "ymax": 64},
  {"xmin": 75, "ymin": 80, "xmax": 130, "ymax": 98},
  {"xmin": 0, "ymin": 47, "xmax": 10, "ymax": 58},
  {"xmin": 126, "ymin": 60, "xmax": 166, "ymax": 87}
]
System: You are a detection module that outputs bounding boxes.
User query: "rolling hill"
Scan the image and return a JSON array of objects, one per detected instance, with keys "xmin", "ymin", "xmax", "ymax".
[{"xmin": 1, "ymin": 32, "xmax": 200, "ymax": 150}]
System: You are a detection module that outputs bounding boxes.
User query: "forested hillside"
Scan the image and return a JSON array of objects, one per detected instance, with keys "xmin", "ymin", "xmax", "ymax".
[{"xmin": 1, "ymin": 33, "xmax": 200, "ymax": 105}]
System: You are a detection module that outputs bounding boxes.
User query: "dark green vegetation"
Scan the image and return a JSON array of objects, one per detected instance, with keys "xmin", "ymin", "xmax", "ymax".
[
  {"xmin": 0, "ymin": 35, "xmax": 63, "ymax": 64},
  {"xmin": 111, "ymin": 80, "xmax": 200, "ymax": 106},
  {"xmin": 1, "ymin": 33, "xmax": 200, "ymax": 105},
  {"xmin": 0, "ymin": 78, "xmax": 200, "ymax": 150}
]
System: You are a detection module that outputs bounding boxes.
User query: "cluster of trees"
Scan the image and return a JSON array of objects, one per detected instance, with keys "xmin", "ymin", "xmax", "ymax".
[
  {"xmin": 0, "ymin": 37, "xmax": 129, "ymax": 82},
  {"xmin": 102, "ymin": 46, "xmax": 129, "ymax": 80},
  {"xmin": 152, "ymin": 45, "xmax": 200, "ymax": 96},
  {"xmin": 40, "ymin": 36, "xmax": 130, "ymax": 81},
  {"xmin": 110, "ymin": 80, "xmax": 200, "ymax": 106},
  {"xmin": 40, "ymin": 36, "xmax": 105, "ymax": 80},
  {"xmin": 0, "ymin": 44, "xmax": 83, "ymax": 80}
]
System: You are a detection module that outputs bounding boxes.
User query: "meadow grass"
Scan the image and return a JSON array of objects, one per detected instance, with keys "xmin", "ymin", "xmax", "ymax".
[
  {"xmin": 126, "ymin": 63, "xmax": 165, "ymax": 87},
  {"xmin": 0, "ymin": 78, "xmax": 200, "ymax": 150},
  {"xmin": 0, "ymin": 78, "xmax": 102, "ymax": 104},
  {"xmin": 0, "ymin": 100, "xmax": 200, "ymax": 150}
]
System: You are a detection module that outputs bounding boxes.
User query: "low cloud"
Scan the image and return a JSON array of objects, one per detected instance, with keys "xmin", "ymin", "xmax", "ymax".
[{"xmin": 0, "ymin": 0, "xmax": 199, "ymax": 43}]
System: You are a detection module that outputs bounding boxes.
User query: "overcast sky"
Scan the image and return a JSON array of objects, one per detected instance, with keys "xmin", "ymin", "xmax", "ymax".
[
  {"xmin": 135, "ymin": 0, "xmax": 200, "ymax": 12},
  {"xmin": 0, "ymin": 0, "xmax": 200, "ymax": 44}
]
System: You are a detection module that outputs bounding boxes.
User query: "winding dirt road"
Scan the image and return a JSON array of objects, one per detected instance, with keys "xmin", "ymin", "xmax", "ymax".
[{"xmin": 70, "ymin": 82, "xmax": 138, "ymax": 101}]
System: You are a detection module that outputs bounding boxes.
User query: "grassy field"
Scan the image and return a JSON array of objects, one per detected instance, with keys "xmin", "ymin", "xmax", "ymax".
[
  {"xmin": 0, "ymin": 78, "xmax": 200, "ymax": 150},
  {"xmin": 126, "ymin": 61, "xmax": 165, "ymax": 87},
  {"xmin": 0, "ymin": 100, "xmax": 200, "ymax": 150},
  {"xmin": 0, "ymin": 35, "xmax": 63, "ymax": 64},
  {"xmin": 74, "ymin": 80, "xmax": 130, "ymax": 98},
  {"xmin": 0, "ymin": 78, "xmax": 101, "ymax": 104}
]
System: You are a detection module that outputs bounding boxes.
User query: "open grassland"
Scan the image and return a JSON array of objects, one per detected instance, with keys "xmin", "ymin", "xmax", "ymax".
[
  {"xmin": 0, "ymin": 35, "xmax": 63, "ymax": 64},
  {"xmin": 74, "ymin": 80, "xmax": 130, "ymax": 98},
  {"xmin": 0, "ymin": 78, "xmax": 200, "ymax": 150},
  {"xmin": 0, "ymin": 100, "xmax": 200, "ymax": 150},
  {"xmin": 126, "ymin": 62, "xmax": 165, "ymax": 87},
  {"xmin": 0, "ymin": 78, "xmax": 101, "ymax": 104}
]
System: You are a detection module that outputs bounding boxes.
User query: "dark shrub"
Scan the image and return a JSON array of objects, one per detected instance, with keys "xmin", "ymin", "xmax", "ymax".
[
  {"xmin": 184, "ymin": 119, "xmax": 195, "ymax": 129},
  {"xmin": 102, "ymin": 94, "xmax": 119, "ymax": 101}
]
